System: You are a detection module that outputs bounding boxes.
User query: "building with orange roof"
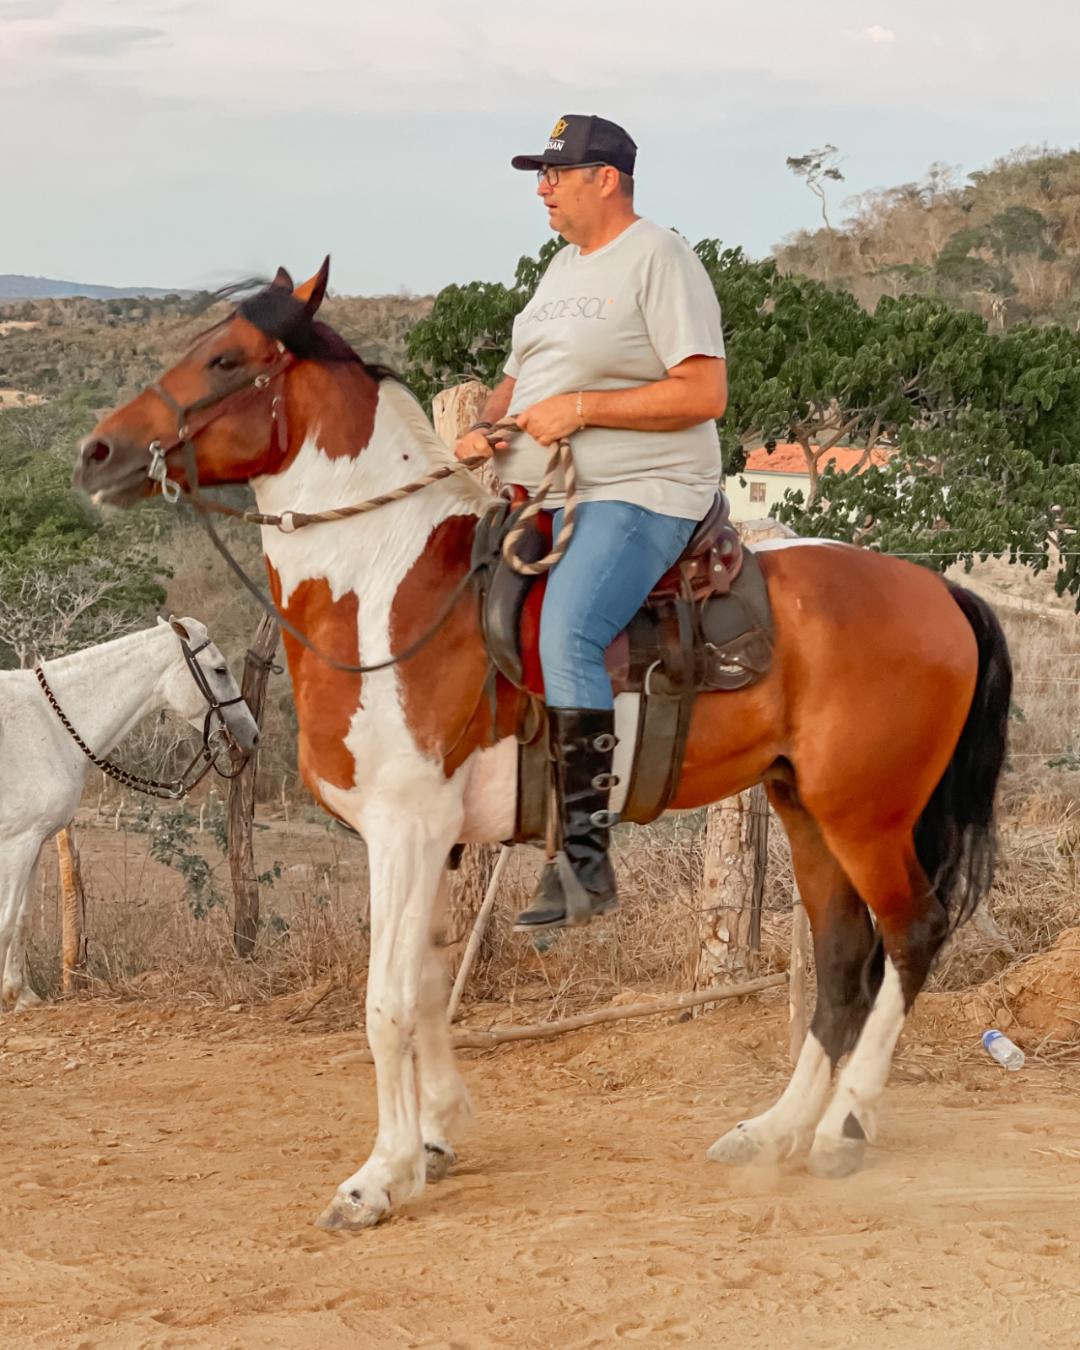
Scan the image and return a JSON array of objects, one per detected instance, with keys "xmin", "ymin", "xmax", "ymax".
[{"xmin": 724, "ymin": 442, "xmax": 892, "ymax": 521}]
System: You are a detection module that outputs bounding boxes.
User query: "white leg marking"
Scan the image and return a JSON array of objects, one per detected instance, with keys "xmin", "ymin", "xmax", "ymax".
[
  {"xmin": 707, "ymin": 1033, "xmax": 832, "ymax": 1166},
  {"xmin": 808, "ymin": 958, "xmax": 906, "ymax": 1176}
]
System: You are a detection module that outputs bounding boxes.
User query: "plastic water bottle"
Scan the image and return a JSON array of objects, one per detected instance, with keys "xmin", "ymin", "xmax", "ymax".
[{"xmin": 982, "ymin": 1029, "xmax": 1025, "ymax": 1071}]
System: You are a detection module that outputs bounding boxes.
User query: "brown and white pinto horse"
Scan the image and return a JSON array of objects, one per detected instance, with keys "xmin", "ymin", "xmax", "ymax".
[{"xmin": 75, "ymin": 261, "xmax": 1011, "ymax": 1232}]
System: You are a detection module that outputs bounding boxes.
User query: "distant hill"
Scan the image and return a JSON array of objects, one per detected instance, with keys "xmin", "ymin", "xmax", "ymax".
[
  {"xmin": 775, "ymin": 146, "xmax": 1080, "ymax": 328},
  {"xmin": 0, "ymin": 274, "xmax": 190, "ymax": 301},
  {"xmin": 0, "ymin": 291, "xmax": 433, "ymax": 401}
]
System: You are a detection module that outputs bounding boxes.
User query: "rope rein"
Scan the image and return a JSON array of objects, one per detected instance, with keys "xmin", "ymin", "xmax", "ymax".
[
  {"xmin": 148, "ymin": 405, "xmax": 578, "ymax": 578},
  {"xmin": 230, "ymin": 416, "xmax": 578, "ymax": 578}
]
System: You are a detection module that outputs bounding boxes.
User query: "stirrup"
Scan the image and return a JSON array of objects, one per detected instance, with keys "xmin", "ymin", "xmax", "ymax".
[{"xmin": 512, "ymin": 852, "xmax": 618, "ymax": 932}]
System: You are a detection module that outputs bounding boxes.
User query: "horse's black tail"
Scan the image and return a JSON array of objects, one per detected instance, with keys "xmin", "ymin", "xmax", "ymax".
[{"xmin": 914, "ymin": 583, "xmax": 1012, "ymax": 931}]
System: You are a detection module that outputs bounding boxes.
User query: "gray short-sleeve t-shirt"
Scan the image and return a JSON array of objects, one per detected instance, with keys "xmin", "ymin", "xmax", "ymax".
[{"xmin": 500, "ymin": 218, "xmax": 726, "ymax": 520}]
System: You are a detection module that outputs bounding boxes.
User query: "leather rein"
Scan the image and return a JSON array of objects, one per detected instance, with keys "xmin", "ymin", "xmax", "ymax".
[
  {"xmin": 139, "ymin": 350, "xmax": 579, "ymax": 678},
  {"xmin": 35, "ymin": 636, "xmax": 248, "ymax": 800}
]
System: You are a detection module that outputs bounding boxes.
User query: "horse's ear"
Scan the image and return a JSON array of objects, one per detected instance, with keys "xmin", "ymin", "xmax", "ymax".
[
  {"xmin": 295, "ymin": 256, "xmax": 330, "ymax": 317},
  {"xmin": 271, "ymin": 266, "xmax": 294, "ymax": 292},
  {"xmin": 168, "ymin": 615, "xmax": 191, "ymax": 641}
]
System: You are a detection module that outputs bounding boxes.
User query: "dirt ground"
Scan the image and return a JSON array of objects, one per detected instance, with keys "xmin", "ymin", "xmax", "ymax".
[{"xmin": 3, "ymin": 997, "xmax": 1079, "ymax": 1349}]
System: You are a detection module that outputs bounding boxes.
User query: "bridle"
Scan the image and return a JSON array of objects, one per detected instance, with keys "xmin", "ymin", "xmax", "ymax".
[{"xmin": 35, "ymin": 634, "xmax": 248, "ymax": 800}]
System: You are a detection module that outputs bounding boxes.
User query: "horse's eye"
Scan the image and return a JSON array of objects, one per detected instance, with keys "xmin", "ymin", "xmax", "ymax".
[
  {"xmin": 208, "ymin": 354, "xmax": 241, "ymax": 372},
  {"xmin": 214, "ymin": 666, "xmax": 227, "ymax": 676}
]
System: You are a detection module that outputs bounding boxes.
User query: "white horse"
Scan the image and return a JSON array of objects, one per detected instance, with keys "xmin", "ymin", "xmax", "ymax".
[{"xmin": 0, "ymin": 616, "xmax": 260, "ymax": 1008}]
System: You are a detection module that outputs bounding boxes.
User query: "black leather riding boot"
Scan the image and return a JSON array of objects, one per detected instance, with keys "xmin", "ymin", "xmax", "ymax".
[{"xmin": 514, "ymin": 708, "xmax": 619, "ymax": 930}]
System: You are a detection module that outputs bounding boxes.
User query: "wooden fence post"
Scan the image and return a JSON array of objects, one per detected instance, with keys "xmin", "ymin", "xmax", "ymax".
[
  {"xmin": 447, "ymin": 845, "xmax": 512, "ymax": 1022},
  {"xmin": 228, "ymin": 614, "xmax": 280, "ymax": 958},
  {"xmin": 694, "ymin": 783, "xmax": 769, "ymax": 986},
  {"xmin": 57, "ymin": 825, "xmax": 87, "ymax": 994},
  {"xmin": 432, "ymin": 380, "xmax": 499, "ymax": 491}
]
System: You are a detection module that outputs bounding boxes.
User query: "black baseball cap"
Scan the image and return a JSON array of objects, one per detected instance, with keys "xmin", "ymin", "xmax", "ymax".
[{"xmin": 511, "ymin": 114, "xmax": 637, "ymax": 178}]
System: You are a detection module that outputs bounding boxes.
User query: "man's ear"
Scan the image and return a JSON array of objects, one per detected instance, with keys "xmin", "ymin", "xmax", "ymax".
[{"xmin": 295, "ymin": 256, "xmax": 330, "ymax": 318}]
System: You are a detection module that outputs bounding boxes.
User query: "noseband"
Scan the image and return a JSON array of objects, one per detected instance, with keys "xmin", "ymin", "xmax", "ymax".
[{"xmin": 36, "ymin": 636, "xmax": 249, "ymax": 801}]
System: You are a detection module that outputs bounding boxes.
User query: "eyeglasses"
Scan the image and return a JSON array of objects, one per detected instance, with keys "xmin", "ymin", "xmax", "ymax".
[{"xmin": 535, "ymin": 163, "xmax": 607, "ymax": 187}]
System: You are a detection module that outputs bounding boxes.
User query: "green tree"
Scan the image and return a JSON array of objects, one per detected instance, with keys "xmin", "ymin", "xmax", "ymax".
[
  {"xmin": 402, "ymin": 234, "xmax": 1079, "ymax": 605},
  {"xmin": 403, "ymin": 238, "xmax": 564, "ymax": 407},
  {"xmin": 774, "ymin": 301, "xmax": 1080, "ymax": 604},
  {"xmin": 0, "ymin": 388, "xmax": 170, "ymax": 666},
  {"xmin": 785, "ymin": 145, "xmax": 845, "ymax": 232}
]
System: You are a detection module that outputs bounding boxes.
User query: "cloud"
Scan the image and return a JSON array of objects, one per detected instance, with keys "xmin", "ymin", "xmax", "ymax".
[
  {"xmin": 54, "ymin": 24, "xmax": 165, "ymax": 57},
  {"xmin": 863, "ymin": 24, "xmax": 897, "ymax": 44}
]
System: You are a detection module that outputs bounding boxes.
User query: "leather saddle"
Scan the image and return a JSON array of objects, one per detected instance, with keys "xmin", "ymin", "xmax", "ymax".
[
  {"xmin": 474, "ymin": 491, "xmax": 773, "ymax": 701},
  {"xmin": 471, "ymin": 490, "xmax": 775, "ymax": 840}
]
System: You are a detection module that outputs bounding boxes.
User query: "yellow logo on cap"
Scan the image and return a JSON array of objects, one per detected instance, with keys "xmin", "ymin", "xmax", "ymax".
[{"xmin": 550, "ymin": 118, "xmax": 568, "ymax": 138}]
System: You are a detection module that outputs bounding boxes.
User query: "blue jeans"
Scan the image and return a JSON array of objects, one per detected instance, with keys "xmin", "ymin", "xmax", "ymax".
[{"xmin": 539, "ymin": 500, "xmax": 696, "ymax": 709}]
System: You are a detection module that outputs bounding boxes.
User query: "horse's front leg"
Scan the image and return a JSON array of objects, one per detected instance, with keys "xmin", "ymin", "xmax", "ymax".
[
  {"xmin": 316, "ymin": 814, "xmax": 457, "ymax": 1232},
  {"xmin": 0, "ymin": 837, "xmax": 44, "ymax": 1012}
]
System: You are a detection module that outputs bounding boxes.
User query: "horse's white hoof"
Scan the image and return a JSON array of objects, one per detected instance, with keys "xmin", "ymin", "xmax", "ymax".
[
  {"xmin": 13, "ymin": 988, "xmax": 44, "ymax": 1013},
  {"xmin": 706, "ymin": 1123, "xmax": 764, "ymax": 1166},
  {"xmin": 314, "ymin": 1188, "xmax": 390, "ymax": 1232},
  {"xmin": 424, "ymin": 1142, "xmax": 457, "ymax": 1182},
  {"xmin": 806, "ymin": 1134, "xmax": 866, "ymax": 1179}
]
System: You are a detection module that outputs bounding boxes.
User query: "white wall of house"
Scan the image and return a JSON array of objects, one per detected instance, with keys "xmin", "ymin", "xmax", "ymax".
[{"xmin": 723, "ymin": 471, "xmax": 810, "ymax": 522}]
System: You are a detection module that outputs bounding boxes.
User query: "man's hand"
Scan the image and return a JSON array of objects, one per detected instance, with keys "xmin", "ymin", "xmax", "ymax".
[
  {"xmin": 453, "ymin": 426, "xmax": 511, "ymax": 463},
  {"xmin": 514, "ymin": 394, "xmax": 581, "ymax": 447}
]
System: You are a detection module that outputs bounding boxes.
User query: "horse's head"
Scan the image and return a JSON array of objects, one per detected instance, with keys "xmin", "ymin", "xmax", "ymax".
[
  {"xmin": 75, "ymin": 259, "xmax": 335, "ymax": 505},
  {"xmin": 159, "ymin": 615, "xmax": 261, "ymax": 754}
]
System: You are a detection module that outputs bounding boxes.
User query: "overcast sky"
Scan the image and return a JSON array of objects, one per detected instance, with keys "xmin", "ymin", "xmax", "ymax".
[{"xmin": 3, "ymin": 0, "xmax": 1080, "ymax": 295}]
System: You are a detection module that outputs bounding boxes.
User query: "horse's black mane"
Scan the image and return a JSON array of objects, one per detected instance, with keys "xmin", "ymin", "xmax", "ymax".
[{"xmin": 194, "ymin": 277, "xmax": 398, "ymax": 382}]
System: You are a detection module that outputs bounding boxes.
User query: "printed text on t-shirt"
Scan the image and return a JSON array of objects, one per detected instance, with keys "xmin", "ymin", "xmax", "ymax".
[{"xmin": 524, "ymin": 296, "xmax": 611, "ymax": 322}]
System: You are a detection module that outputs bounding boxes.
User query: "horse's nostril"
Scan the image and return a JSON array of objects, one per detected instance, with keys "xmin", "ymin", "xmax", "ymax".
[{"xmin": 87, "ymin": 440, "xmax": 112, "ymax": 464}]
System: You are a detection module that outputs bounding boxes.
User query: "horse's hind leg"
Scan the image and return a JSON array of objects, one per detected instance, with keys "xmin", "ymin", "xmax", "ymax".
[
  {"xmin": 806, "ymin": 833, "xmax": 948, "ymax": 1178},
  {"xmin": 416, "ymin": 870, "xmax": 472, "ymax": 1181},
  {"xmin": 707, "ymin": 787, "xmax": 879, "ymax": 1166}
]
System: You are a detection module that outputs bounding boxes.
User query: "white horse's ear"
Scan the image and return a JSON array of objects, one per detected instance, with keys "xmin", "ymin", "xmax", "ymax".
[{"xmin": 168, "ymin": 615, "xmax": 191, "ymax": 641}]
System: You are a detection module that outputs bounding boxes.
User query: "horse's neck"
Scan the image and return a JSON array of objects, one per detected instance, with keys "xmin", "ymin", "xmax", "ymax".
[
  {"xmin": 253, "ymin": 377, "xmax": 492, "ymax": 647},
  {"xmin": 40, "ymin": 627, "xmax": 175, "ymax": 757}
]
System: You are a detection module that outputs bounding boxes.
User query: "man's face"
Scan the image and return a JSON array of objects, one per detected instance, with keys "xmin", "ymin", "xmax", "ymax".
[{"xmin": 535, "ymin": 164, "xmax": 606, "ymax": 241}]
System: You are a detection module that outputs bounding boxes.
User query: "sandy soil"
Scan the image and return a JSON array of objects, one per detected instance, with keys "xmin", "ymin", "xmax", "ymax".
[
  {"xmin": 2, "ymin": 998, "xmax": 1079, "ymax": 1349},
  {"xmin": 0, "ymin": 387, "xmax": 45, "ymax": 408}
]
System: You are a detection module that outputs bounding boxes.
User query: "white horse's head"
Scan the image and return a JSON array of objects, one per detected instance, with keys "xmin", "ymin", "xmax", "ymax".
[{"xmin": 156, "ymin": 615, "xmax": 261, "ymax": 753}]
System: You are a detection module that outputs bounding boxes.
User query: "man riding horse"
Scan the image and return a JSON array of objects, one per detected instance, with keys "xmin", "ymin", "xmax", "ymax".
[{"xmin": 455, "ymin": 114, "xmax": 728, "ymax": 932}]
